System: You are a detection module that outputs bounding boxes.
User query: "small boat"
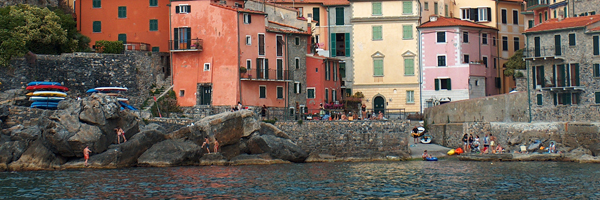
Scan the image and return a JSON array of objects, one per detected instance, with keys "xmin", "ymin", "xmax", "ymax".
[
  {"xmin": 420, "ymin": 135, "xmax": 432, "ymax": 144},
  {"xmin": 29, "ymin": 96, "xmax": 65, "ymax": 102},
  {"xmin": 27, "ymin": 81, "xmax": 61, "ymax": 86},
  {"xmin": 94, "ymin": 87, "xmax": 128, "ymax": 92},
  {"xmin": 26, "ymin": 85, "xmax": 69, "ymax": 91},
  {"xmin": 32, "ymin": 91, "xmax": 68, "ymax": 97},
  {"xmin": 117, "ymin": 97, "xmax": 129, "ymax": 102},
  {"xmin": 426, "ymin": 157, "xmax": 438, "ymax": 161},
  {"xmin": 86, "ymin": 89, "xmax": 99, "ymax": 93}
]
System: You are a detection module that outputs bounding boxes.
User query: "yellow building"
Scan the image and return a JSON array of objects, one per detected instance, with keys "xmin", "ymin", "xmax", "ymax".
[{"xmin": 351, "ymin": 0, "xmax": 420, "ymax": 114}]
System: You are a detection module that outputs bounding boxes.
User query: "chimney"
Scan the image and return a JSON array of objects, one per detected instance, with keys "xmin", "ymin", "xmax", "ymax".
[
  {"xmin": 430, "ymin": 16, "xmax": 438, "ymax": 22},
  {"xmin": 558, "ymin": 10, "xmax": 564, "ymax": 21}
]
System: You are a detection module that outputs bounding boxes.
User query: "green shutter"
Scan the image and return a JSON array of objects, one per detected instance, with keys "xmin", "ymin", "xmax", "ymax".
[
  {"xmin": 118, "ymin": 6, "xmax": 126, "ymax": 18},
  {"xmin": 403, "ymin": 1, "xmax": 412, "ymax": 14},
  {"xmin": 569, "ymin": 34, "xmax": 576, "ymax": 46},
  {"xmin": 403, "ymin": 25, "xmax": 412, "ymax": 39},
  {"xmin": 93, "ymin": 0, "xmax": 101, "ymax": 8},
  {"xmin": 330, "ymin": 33, "xmax": 336, "ymax": 57},
  {"xmin": 435, "ymin": 79, "xmax": 439, "ymax": 91},
  {"xmin": 118, "ymin": 34, "xmax": 126, "ymax": 44},
  {"xmin": 444, "ymin": 4, "xmax": 448, "ymax": 17},
  {"xmin": 374, "ymin": 60, "xmax": 383, "ymax": 76},
  {"xmin": 564, "ymin": 93, "xmax": 571, "ymax": 105},
  {"xmin": 447, "ymin": 79, "xmax": 452, "ymax": 90},
  {"xmin": 573, "ymin": 63, "xmax": 580, "ymax": 86},
  {"xmin": 558, "ymin": 64, "xmax": 565, "ymax": 87},
  {"xmin": 373, "ymin": 26, "xmax": 382, "ymax": 40},
  {"xmin": 434, "ymin": 2, "xmax": 438, "ymax": 15},
  {"xmin": 540, "ymin": 66, "xmax": 545, "ymax": 87},
  {"xmin": 93, "ymin": 21, "xmax": 101, "ymax": 32},
  {"xmin": 336, "ymin": 7, "xmax": 344, "ymax": 25},
  {"xmin": 313, "ymin": 7, "xmax": 320, "ymax": 26},
  {"xmin": 532, "ymin": 66, "xmax": 536, "ymax": 88},
  {"xmin": 596, "ymin": 92, "xmax": 600, "ymax": 104},
  {"xmin": 595, "ymin": 64, "xmax": 599, "ymax": 77},
  {"xmin": 594, "ymin": 36, "xmax": 599, "ymax": 55},
  {"xmin": 150, "ymin": 20, "xmax": 158, "ymax": 31},
  {"xmin": 553, "ymin": 93, "xmax": 558, "ymax": 105},
  {"xmin": 345, "ymin": 33, "xmax": 350, "ymax": 57},
  {"xmin": 372, "ymin": 2, "xmax": 382, "ymax": 15},
  {"xmin": 152, "ymin": 47, "xmax": 159, "ymax": 52},
  {"xmin": 537, "ymin": 94, "xmax": 543, "ymax": 105},
  {"xmin": 552, "ymin": 65, "xmax": 556, "ymax": 85},
  {"xmin": 150, "ymin": 0, "xmax": 157, "ymax": 7},
  {"xmin": 404, "ymin": 58, "xmax": 414, "ymax": 75}
]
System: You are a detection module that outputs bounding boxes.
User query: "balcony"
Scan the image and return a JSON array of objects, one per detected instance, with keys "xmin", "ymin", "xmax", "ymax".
[
  {"xmin": 124, "ymin": 42, "xmax": 151, "ymax": 51},
  {"xmin": 240, "ymin": 69, "xmax": 292, "ymax": 82},
  {"xmin": 169, "ymin": 39, "xmax": 203, "ymax": 52},
  {"xmin": 526, "ymin": 0, "xmax": 549, "ymax": 10},
  {"xmin": 523, "ymin": 45, "xmax": 566, "ymax": 60}
]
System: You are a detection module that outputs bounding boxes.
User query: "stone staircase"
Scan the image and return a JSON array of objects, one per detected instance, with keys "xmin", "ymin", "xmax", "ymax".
[{"xmin": 142, "ymin": 84, "xmax": 174, "ymax": 111}]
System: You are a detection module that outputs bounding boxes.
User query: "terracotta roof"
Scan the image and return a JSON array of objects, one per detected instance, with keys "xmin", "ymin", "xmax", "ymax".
[
  {"xmin": 266, "ymin": 27, "xmax": 311, "ymax": 35},
  {"xmin": 417, "ymin": 16, "xmax": 498, "ymax": 30},
  {"xmin": 267, "ymin": 0, "xmax": 350, "ymax": 6},
  {"xmin": 268, "ymin": 20, "xmax": 304, "ymax": 30},
  {"xmin": 525, "ymin": 15, "xmax": 600, "ymax": 33},
  {"xmin": 246, "ymin": 0, "xmax": 298, "ymax": 11},
  {"xmin": 589, "ymin": 26, "xmax": 600, "ymax": 32},
  {"xmin": 210, "ymin": 3, "xmax": 266, "ymax": 15}
]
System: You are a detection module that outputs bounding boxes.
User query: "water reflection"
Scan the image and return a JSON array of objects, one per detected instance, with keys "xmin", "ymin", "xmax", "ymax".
[{"xmin": 0, "ymin": 161, "xmax": 599, "ymax": 199}]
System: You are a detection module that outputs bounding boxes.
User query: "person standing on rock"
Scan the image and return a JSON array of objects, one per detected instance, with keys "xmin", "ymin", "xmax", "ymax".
[
  {"xmin": 261, "ymin": 105, "xmax": 268, "ymax": 120},
  {"xmin": 490, "ymin": 134, "xmax": 497, "ymax": 154},
  {"xmin": 482, "ymin": 134, "xmax": 490, "ymax": 154},
  {"xmin": 115, "ymin": 128, "xmax": 127, "ymax": 144},
  {"xmin": 83, "ymin": 146, "xmax": 92, "ymax": 167},
  {"xmin": 201, "ymin": 137, "xmax": 211, "ymax": 153},
  {"xmin": 237, "ymin": 102, "xmax": 243, "ymax": 110},
  {"xmin": 214, "ymin": 140, "xmax": 219, "ymax": 153}
]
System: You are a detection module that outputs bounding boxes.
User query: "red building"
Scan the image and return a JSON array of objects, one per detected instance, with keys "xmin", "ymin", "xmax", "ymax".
[{"xmin": 305, "ymin": 55, "xmax": 342, "ymax": 111}]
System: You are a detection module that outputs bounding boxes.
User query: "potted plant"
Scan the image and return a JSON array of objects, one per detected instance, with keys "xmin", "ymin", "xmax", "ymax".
[
  {"xmin": 239, "ymin": 66, "xmax": 247, "ymax": 74},
  {"xmin": 190, "ymin": 43, "xmax": 198, "ymax": 49}
]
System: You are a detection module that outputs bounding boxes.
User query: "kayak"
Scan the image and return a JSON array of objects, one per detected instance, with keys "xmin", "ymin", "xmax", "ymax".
[
  {"xmin": 426, "ymin": 157, "xmax": 438, "ymax": 161},
  {"xmin": 27, "ymin": 81, "xmax": 61, "ymax": 86},
  {"xmin": 447, "ymin": 149, "xmax": 455, "ymax": 155},
  {"xmin": 94, "ymin": 87, "xmax": 128, "ymax": 91},
  {"xmin": 26, "ymin": 85, "xmax": 69, "ymax": 91},
  {"xmin": 29, "ymin": 96, "xmax": 65, "ymax": 102},
  {"xmin": 31, "ymin": 91, "xmax": 68, "ymax": 97}
]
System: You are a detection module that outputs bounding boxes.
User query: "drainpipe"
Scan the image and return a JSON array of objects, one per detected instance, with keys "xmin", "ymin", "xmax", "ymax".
[
  {"xmin": 327, "ymin": 6, "xmax": 330, "ymax": 55},
  {"xmin": 418, "ymin": 29, "xmax": 423, "ymax": 113},
  {"xmin": 238, "ymin": 12, "xmax": 242, "ymax": 104},
  {"xmin": 78, "ymin": 0, "xmax": 82, "ymax": 31},
  {"xmin": 526, "ymin": 34, "xmax": 532, "ymax": 123},
  {"xmin": 169, "ymin": 3, "xmax": 173, "ymax": 92},
  {"xmin": 286, "ymin": 33, "xmax": 291, "ymax": 115}
]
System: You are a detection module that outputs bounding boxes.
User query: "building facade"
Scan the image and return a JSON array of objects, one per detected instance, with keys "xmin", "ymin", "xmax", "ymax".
[
  {"xmin": 76, "ymin": 0, "xmax": 170, "ymax": 52},
  {"xmin": 351, "ymin": 0, "xmax": 421, "ymax": 114},
  {"xmin": 305, "ymin": 55, "xmax": 343, "ymax": 111},
  {"xmin": 419, "ymin": 16, "xmax": 499, "ymax": 109}
]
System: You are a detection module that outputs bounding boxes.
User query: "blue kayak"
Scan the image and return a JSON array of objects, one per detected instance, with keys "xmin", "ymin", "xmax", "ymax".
[
  {"xmin": 28, "ymin": 82, "xmax": 61, "ymax": 86},
  {"xmin": 86, "ymin": 89, "xmax": 99, "ymax": 93},
  {"xmin": 426, "ymin": 157, "xmax": 438, "ymax": 161},
  {"xmin": 118, "ymin": 101, "xmax": 137, "ymax": 110},
  {"xmin": 31, "ymin": 101, "xmax": 59, "ymax": 108}
]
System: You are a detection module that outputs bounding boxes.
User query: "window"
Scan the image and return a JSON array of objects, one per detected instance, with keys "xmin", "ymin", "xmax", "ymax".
[
  {"xmin": 594, "ymin": 35, "xmax": 599, "ymax": 55},
  {"xmin": 333, "ymin": 62, "xmax": 337, "ymax": 81},
  {"xmin": 204, "ymin": 63, "xmax": 210, "ymax": 71},
  {"xmin": 173, "ymin": 27, "xmax": 191, "ymax": 50},
  {"xmin": 403, "ymin": 25, "xmax": 412, "ymax": 39},
  {"xmin": 258, "ymin": 34, "xmax": 265, "ymax": 56},
  {"xmin": 434, "ymin": 78, "xmax": 451, "ymax": 90},
  {"xmin": 372, "ymin": 26, "xmax": 382, "ymax": 40},
  {"xmin": 553, "ymin": 63, "xmax": 579, "ymax": 87},
  {"xmin": 445, "ymin": 4, "xmax": 448, "ymax": 17},
  {"xmin": 528, "ymin": 20, "xmax": 534, "ymax": 28},
  {"xmin": 93, "ymin": 0, "xmax": 101, "ymax": 8},
  {"xmin": 437, "ymin": 55, "xmax": 446, "ymax": 67},
  {"xmin": 294, "ymin": 82, "xmax": 301, "ymax": 94},
  {"xmin": 478, "ymin": 7, "xmax": 490, "ymax": 22},
  {"xmin": 307, "ymin": 88, "xmax": 315, "ymax": 99},
  {"xmin": 276, "ymin": 59, "xmax": 284, "ymax": 80},
  {"xmin": 404, "ymin": 58, "xmax": 414, "ymax": 75},
  {"xmin": 336, "ymin": 7, "xmax": 344, "ymax": 25},
  {"xmin": 152, "ymin": 47, "xmax": 159, "ymax": 52},
  {"xmin": 295, "ymin": 37, "xmax": 300, "ymax": 45},
  {"xmin": 93, "ymin": 21, "xmax": 101, "ymax": 33},
  {"xmin": 437, "ymin": 32, "xmax": 446, "ymax": 43},
  {"xmin": 501, "ymin": 9, "xmax": 507, "ymax": 24},
  {"xmin": 594, "ymin": 64, "xmax": 600, "ymax": 77},
  {"xmin": 118, "ymin": 34, "xmax": 126, "ymax": 44},
  {"xmin": 403, "ymin": 1, "xmax": 412, "ymax": 14},
  {"xmin": 492, "ymin": 36, "xmax": 496, "ymax": 46},
  {"xmin": 569, "ymin": 33, "xmax": 576, "ymax": 46},
  {"xmin": 482, "ymin": 33, "xmax": 488, "ymax": 44},
  {"xmin": 345, "ymin": 88, "xmax": 352, "ymax": 97},
  {"xmin": 545, "ymin": 11, "xmax": 548, "ymax": 21},
  {"xmin": 483, "ymin": 56, "xmax": 488, "ymax": 68},
  {"xmin": 596, "ymin": 92, "xmax": 600, "ymax": 104},
  {"xmin": 297, "ymin": 7, "xmax": 303, "ymax": 17},
  {"xmin": 554, "ymin": 93, "xmax": 579, "ymax": 105},
  {"xmin": 532, "ymin": 66, "xmax": 544, "ymax": 88},
  {"xmin": 434, "ymin": 2, "xmax": 438, "ymax": 15},
  {"xmin": 331, "ymin": 33, "xmax": 350, "ymax": 57},
  {"xmin": 514, "ymin": 37, "xmax": 520, "ymax": 51},
  {"xmin": 513, "ymin": 10, "xmax": 519, "ymax": 25},
  {"xmin": 332, "ymin": 90, "xmax": 337, "ymax": 102},
  {"xmin": 246, "ymin": 36, "xmax": 251, "ymax": 45},
  {"xmin": 325, "ymin": 61, "xmax": 330, "ymax": 80},
  {"xmin": 494, "ymin": 58, "xmax": 497, "ymax": 69},
  {"xmin": 539, "ymin": 13, "xmax": 542, "ymax": 23},
  {"xmin": 179, "ymin": 90, "xmax": 185, "ymax": 97},
  {"xmin": 554, "ymin": 35, "xmax": 561, "ymax": 56},
  {"xmin": 373, "ymin": 59, "xmax": 383, "ymax": 76},
  {"xmin": 277, "ymin": 86, "xmax": 283, "ymax": 99},
  {"xmin": 554, "ymin": 10, "xmax": 557, "ymax": 18},
  {"xmin": 244, "ymin": 13, "xmax": 251, "ymax": 24},
  {"xmin": 276, "ymin": 35, "xmax": 284, "ymax": 57},
  {"xmin": 424, "ymin": 2, "xmax": 429, "ymax": 11},
  {"xmin": 461, "ymin": 8, "xmax": 470, "ymax": 20},
  {"xmin": 325, "ymin": 88, "xmax": 329, "ymax": 103},
  {"xmin": 149, "ymin": 0, "xmax": 157, "ymax": 7},
  {"xmin": 259, "ymin": 86, "xmax": 266, "ymax": 98},
  {"xmin": 149, "ymin": 19, "xmax": 158, "ymax": 31},
  {"xmin": 502, "ymin": 36, "xmax": 508, "ymax": 51},
  {"xmin": 118, "ymin": 6, "xmax": 126, "ymax": 18},
  {"xmin": 295, "ymin": 58, "xmax": 300, "ymax": 69},
  {"xmin": 463, "ymin": 54, "xmax": 469, "ymax": 63},
  {"xmin": 407, "ymin": 90, "xmax": 414, "ymax": 103},
  {"xmin": 176, "ymin": 5, "xmax": 191, "ymax": 14},
  {"xmin": 372, "ymin": 2, "xmax": 382, "ymax": 15},
  {"xmin": 243, "ymin": 59, "xmax": 251, "ymax": 71},
  {"xmin": 340, "ymin": 63, "xmax": 346, "ymax": 78},
  {"xmin": 537, "ymin": 94, "xmax": 543, "ymax": 105},
  {"xmin": 463, "ymin": 31, "xmax": 469, "ymax": 43},
  {"xmin": 313, "ymin": 7, "xmax": 320, "ymax": 26}
]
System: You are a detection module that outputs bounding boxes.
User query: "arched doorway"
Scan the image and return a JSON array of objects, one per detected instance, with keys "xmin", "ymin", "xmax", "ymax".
[{"xmin": 373, "ymin": 96, "xmax": 385, "ymax": 115}]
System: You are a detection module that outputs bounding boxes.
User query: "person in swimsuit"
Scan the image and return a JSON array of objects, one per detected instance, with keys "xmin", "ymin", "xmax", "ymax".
[
  {"xmin": 422, "ymin": 150, "xmax": 432, "ymax": 160},
  {"xmin": 115, "ymin": 128, "xmax": 127, "ymax": 144},
  {"xmin": 490, "ymin": 134, "xmax": 497, "ymax": 154},
  {"xmin": 214, "ymin": 140, "xmax": 219, "ymax": 153},
  {"xmin": 462, "ymin": 134, "xmax": 469, "ymax": 153},
  {"xmin": 412, "ymin": 126, "xmax": 420, "ymax": 144},
  {"xmin": 83, "ymin": 146, "xmax": 92, "ymax": 167},
  {"xmin": 201, "ymin": 137, "xmax": 211, "ymax": 153},
  {"xmin": 482, "ymin": 134, "xmax": 490, "ymax": 154}
]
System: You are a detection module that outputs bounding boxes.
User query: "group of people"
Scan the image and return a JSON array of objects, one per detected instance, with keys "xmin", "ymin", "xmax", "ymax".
[
  {"xmin": 462, "ymin": 133, "xmax": 503, "ymax": 154},
  {"xmin": 231, "ymin": 102, "xmax": 244, "ymax": 112},
  {"xmin": 201, "ymin": 137, "xmax": 219, "ymax": 154},
  {"xmin": 83, "ymin": 127, "xmax": 127, "ymax": 167}
]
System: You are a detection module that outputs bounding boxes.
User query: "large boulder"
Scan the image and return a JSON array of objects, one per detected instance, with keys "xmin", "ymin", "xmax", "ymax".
[
  {"xmin": 167, "ymin": 111, "xmax": 258, "ymax": 146},
  {"xmin": 199, "ymin": 153, "xmax": 228, "ymax": 166},
  {"xmin": 247, "ymin": 134, "xmax": 308, "ymax": 163},
  {"xmin": 138, "ymin": 139, "xmax": 202, "ymax": 167},
  {"xmin": 8, "ymin": 140, "xmax": 65, "ymax": 171},
  {"xmin": 242, "ymin": 111, "xmax": 260, "ymax": 137},
  {"xmin": 0, "ymin": 140, "xmax": 29, "ymax": 170},
  {"xmin": 67, "ymin": 123, "xmax": 106, "ymax": 157},
  {"xmin": 219, "ymin": 139, "xmax": 250, "ymax": 160},
  {"xmin": 140, "ymin": 123, "xmax": 166, "ymax": 134},
  {"xmin": 259, "ymin": 122, "xmax": 290, "ymax": 139},
  {"xmin": 78, "ymin": 94, "xmax": 121, "ymax": 125}
]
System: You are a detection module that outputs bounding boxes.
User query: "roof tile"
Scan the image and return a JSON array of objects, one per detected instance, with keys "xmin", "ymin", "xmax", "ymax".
[
  {"xmin": 525, "ymin": 15, "xmax": 600, "ymax": 33},
  {"xmin": 267, "ymin": 0, "xmax": 350, "ymax": 6},
  {"xmin": 417, "ymin": 16, "xmax": 498, "ymax": 30}
]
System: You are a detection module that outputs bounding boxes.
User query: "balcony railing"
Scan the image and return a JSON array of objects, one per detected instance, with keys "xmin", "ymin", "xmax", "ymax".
[
  {"xmin": 169, "ymin": 39, "xmax": 203, "ymax": 52},
  {"xmin": 124, "ymin": 42, "xmax": 151, "ymax": 51},
  {"xmin": 241, "ymin": 69, "xmax": 292, "ymax": 81},
  {"xmin": 523, "ymin": 45, "xmax": 566, "ymax": 59},
  {"xmin": 526, "ymin": 0, "xmax": 549, "ymax": 10}
]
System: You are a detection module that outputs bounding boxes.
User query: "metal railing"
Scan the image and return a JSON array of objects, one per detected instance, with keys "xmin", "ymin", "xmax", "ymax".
[
  {"xmin": 258, "ymin": 108, "xmax": 407, "ymax": 121},
  {"xmin": 169, "ymin": 39, "xmax": 203, "ymax": 51},
  {"xmin": 523, "ymin": 45, "xmax": 566, "ymax": 58},
  {"xmin": 241, "ymin": 69, "xmax": 292, "ymax": 81},
  {"xmin": 124, "ymin": 42, "xmax": 151, "ymax": 51}
]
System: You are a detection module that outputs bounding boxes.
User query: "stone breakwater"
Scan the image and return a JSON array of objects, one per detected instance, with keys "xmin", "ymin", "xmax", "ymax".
[{"xmin": 275, "ymin": 120, "xmax": 411, "ymax": 162}]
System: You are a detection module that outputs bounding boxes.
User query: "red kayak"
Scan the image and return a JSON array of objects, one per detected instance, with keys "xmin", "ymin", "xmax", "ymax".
[{"xmin": 26, "ymin": 85, "xmax": 69, "ymax": 91}]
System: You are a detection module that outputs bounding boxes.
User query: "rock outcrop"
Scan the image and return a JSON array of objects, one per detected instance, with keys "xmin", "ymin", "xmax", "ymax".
[{"xmin": 138, "ymin": 139, "xmax": 202, "ymax": 167}]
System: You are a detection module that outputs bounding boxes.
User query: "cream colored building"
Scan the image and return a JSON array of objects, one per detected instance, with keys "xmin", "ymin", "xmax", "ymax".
[{"xmin": 351, "ymin": 0, "xmax": 420, "ymax": 114}]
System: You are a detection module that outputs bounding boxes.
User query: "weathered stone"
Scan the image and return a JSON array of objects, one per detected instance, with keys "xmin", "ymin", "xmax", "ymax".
[
  {"xmin": 247, "ymin": 134, "xmax": 308, "ymax": 163},
  {"xmin": 8, "ymin": 140, "xmax": 65, "ymax": 171},
  {"xmin": 219, "ymin": 140, "xmax": 249, "ymax": 160},
  {"xmin": 259, "ymin": 122, "xmax": 290, "ymax": 139},
  {"xmin": 199, "ymin": 153, "xmax": 228, "ymax": 166},
  {"xmin": 508, "ymin": 135, "xmax": 521, "ymax": 146},
  {"xmin": 79, "ymin": 97, "xmax": 107, "ymax": 125},
  {"xmin": 138, "ymin": 139, "xmax": 202, "ymax": 167},
  {"xmin": 0, "ymin": 141, "xmax": 28, "ymax": 166},
  {"xmin": 229, "ymin": 153, "xmax": 290, "ymax": 165},
  {"xmin": 200, "ymin": 111, "xmax": 245, "ymax": 146},
  {"xmin": 67, "ymin": 124, "xmax": 106, "ymax": 157},
  {"xmin": 243, "ymin": 114, "xmax": 260, "ymax": 137},
  {"xmin": 10, "ymin": 126, "xmax": 41, "ymax": 142},
  {"xmin": 140, "ymin": 123, "xmax": 166, "ymax": 134}
]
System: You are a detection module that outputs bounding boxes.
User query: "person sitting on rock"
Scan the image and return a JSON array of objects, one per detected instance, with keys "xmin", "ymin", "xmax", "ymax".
[
  {"xmin": 83, "ymin": 146, "xmax": 92, "ymax": 167},
  {"xmin": 201, "ymin": 137, "xmax": 211, "ymax": 153},
  {"xmin": 214, "ymin": 140, "xmax": 219, "ymax": 153},
  {"xmin": 548, "ymin": 142, "xmax": 556, "ymax": 153},
  {"xmin": 115, "ymin": 128, "xmax": 127, "ymax": 144},
  {"xmin": 422, "ymin": 150, "xmax": 432, "ymax": 160}
]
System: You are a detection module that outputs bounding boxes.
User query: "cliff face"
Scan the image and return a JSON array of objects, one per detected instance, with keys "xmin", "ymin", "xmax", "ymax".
[{"xmin": 0, "ymin": 0, "xmax": 59, "ymax": 7}]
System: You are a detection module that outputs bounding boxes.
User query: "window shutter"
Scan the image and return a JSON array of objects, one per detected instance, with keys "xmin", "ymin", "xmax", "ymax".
[
  {"xmin": 595, "ymin": 36, "xmax": 599, "ymax": 55},
  {"xmin": 330, "ymin": 33, "xmax": 336, "ymax": 57},
  {"xmin": 558, "ymin": 64, "xmax": 565, "ymax": 87},
  {"xmin": 248, "ymin": 14, "xmax": 252, "ymax": 23},
  {"xmin": 176, "ymin": 6, "xmax": 180, "ymax": 13},
  {"xmin": 553, "ymin": 65, "xmax": 556, "ymax": 85},
  {"xmin": 256, "ymin": 58, "xmax": 261, "ymax": 77},
  {"xmin": 405, "ymin": 58, "xmax": 414, "ymax": 75},
  {"xmin": 553, "ymin": 93, "xmax": 558, "ymax": 105},
  {"xmin": 596, "ymin": 92, "xmax": 600, "ymax": 104},
  {"xmin": 299, "ymin": 83, "xmax": 302, "ymax": 93},
  {"xmin": 435, "ymin": 79, "xmax": 439, "ymax": 91},
  {"xmin": 564, "ymin": 93, "xmax": 571, "ymax": 105},
  {"xmin": 537, "ymin": 94, "xmax": 543, "ymax": 105},
  {"xmin": 186, "ymin": 27, "xmax": 191, "ymax": 47},
  {"xmin": 187, "ymin": 5, "xmax": 191, "ymax": 13},
  {"xmin": 447, "ymin": 79, "xmax": 452, "ymax": 90},
  {"xmin": 573, "ymin": 63, "xmax": 580, "ymax": 86},
  {"xmin": 345, "ymin": 33, "xmax": 350, "ymax": 57},
  {"xmin": 265, "ymin": 58, "xmax": 269, "ymax": 78},
  {"xmin": 487, "ymin": 8, "xmax": 492, "ymax": 22},
  {"xmin": 540, "ymin": 66, "xmax": 545, "ymax": 87},
  {"xmin": 470, "ymin": 8, "xmax": 478, "ymax": 21},
  {"xmin": 403, "ymin": 1, "xmax": 411, "ymax": 14},
  {"xmin": 336, "ymin": 7, "xmax": 344, "ymax": 25},
  {"xmin": 594, "ymin": 64, "xmax": 599, "ymax": 77},
  {"xmin": 532, "ymin": 66, "xmax": 536, "ymax": 88}
]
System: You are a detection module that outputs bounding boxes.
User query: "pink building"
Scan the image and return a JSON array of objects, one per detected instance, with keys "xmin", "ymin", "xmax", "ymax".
[
  {"xmin": 305, "ymin": 55, "xmax": 342, "ymax": 111},
  {"xmin": 170, "ymin": 1, "xmax": 305, "ymax": 108},
  {"xmin": 418, "ymin": 16, "xmax": 499, "ymax": 109}
]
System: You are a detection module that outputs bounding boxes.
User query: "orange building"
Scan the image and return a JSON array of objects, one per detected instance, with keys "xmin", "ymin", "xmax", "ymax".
[{"xmin": 76, "ymin": 0, "xmax": 170, "ymax": 52}]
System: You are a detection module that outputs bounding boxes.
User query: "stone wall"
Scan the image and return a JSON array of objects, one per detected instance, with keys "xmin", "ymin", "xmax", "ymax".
[
  {"xmin": 287, "ymin": 34, "xmax": 307, "ymax": 112},
  {"xmin": 144, "ymin": 117, "xmax": 195, "ymax": 133},
  {"xmin": 275, "ymin": 120, "xmax": 411, "ymax": 159},
  {"xmin": 1, "ymin": 106, "xmax": 53, "ymax": 128},
  {"xmin": 424, "ymin": 92, "xmax": 529, "ymax": 125},
  {"xmin": 2, "ymin": 51, "xmax": 170, "ymax": 108},
  {"xmin": 569, "ymin": 0, "xmax": 600, "ymax": 17}
]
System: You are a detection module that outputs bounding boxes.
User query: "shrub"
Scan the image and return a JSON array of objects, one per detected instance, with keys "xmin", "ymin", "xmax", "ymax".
[{"xmin": 95, "ymin": 40, "xmax": 123, "ymax": 54}]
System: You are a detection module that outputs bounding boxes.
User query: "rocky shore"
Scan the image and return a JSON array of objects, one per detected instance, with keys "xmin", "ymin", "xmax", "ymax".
[{"xmin": 0, "ymin": 94, "xmax": 308, "ymax": 171}]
